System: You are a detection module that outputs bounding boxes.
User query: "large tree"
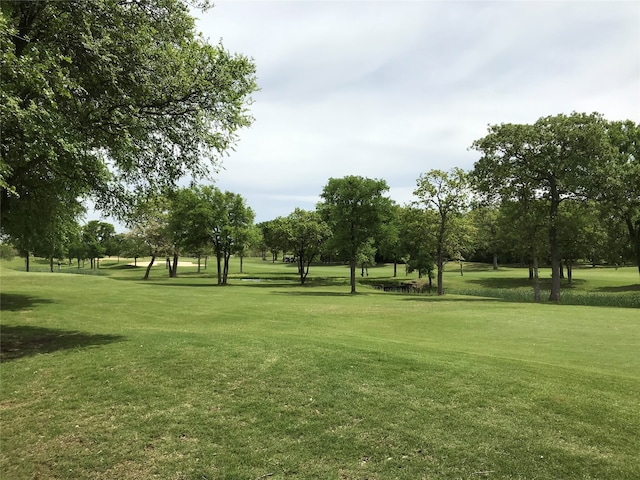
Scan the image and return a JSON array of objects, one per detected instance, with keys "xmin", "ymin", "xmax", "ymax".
[
  {"xmin": 318, "ymin": 176, "xmax": 391, "ymax": 294},
  {"xmin": 596, "ymin": 120, "xmax": 640, "ymax": 275},
  {"xmin": 1, "ymin": 0, "xmax": 257, "ymax": 249},
  {"xmin": 472, "ymin": 112, "xmax": 615, "ymax": 301},
  {"xmin": 414, "ymin": 168, "xmax": 472, "ymax": 295}
]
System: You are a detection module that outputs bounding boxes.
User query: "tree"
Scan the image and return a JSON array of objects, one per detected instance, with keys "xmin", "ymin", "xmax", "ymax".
[
  {"xmin": 168, "ymin": 187, "xmax": 212, "ymax": 277},
  {"xmin": 596, "ymin": 120, "xmax": 640, "ymax": 275},
  {"xmin": 222, "ymin": 192, "xmax": 255, "ymax": 283},
  {"xmin": 286, "ymin": 208, "xmax": 331, "ymax": 284},
  {"xmin": 1, "ymin": 0, "xmax": 257, "ymax": 252},
  {"xmin": 469, "ymin": 204, "xmax": 501, "ymax": 269},
  {"xmin": 126, "ymin": 197, "xmax": 172, "ymax": 280},
  {"xmin": 472, "ymin": 112, "xmax": 615, "ymax": 301},
  {"xmin": 497, "ymin": 198, "xmax": 549, "ymax": 301},
  {"xmin": 82, "ymin": 221, "xmax": 115, "ymax": 269},
  {"xmin": 259, "ymin": 218, "xmax": 290, "ymax": 263},
  {"xmin": 398, "ymin": 206, "xmax": 436, "ymax": 286},
  {"xmin": 318, "ymin": 176, "xmax": 391, "ymax": 294},
  {"xmin": 377, "ymin": 202, "xmax": 403, "ymax": 277},
  {"xmin": 122, "ymin": 231, "xmax": 150, "ymax": 268},
  {"xmin": 414, "ymin": 168, "xmax": 471, "ymax": 295},
  {"xmin": 193, "ymin": 186, "xmax": 253, "ymax": 285}
]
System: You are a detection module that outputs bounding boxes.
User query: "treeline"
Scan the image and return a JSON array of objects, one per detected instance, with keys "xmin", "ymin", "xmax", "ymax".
[{"xmin": 4, "ymin": 112, "xmax": 638, "ymax": 302}]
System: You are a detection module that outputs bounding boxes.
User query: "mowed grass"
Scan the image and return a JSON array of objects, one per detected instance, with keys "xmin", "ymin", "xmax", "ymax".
[{"xmin": 1, "ymin": 258, "xmax": 639, "ymax": 479}]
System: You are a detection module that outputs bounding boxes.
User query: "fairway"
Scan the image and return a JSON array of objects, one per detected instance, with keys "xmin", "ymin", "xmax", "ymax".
[{"xmin": 1, "ymin": 259, "xmax": 639, "ymax": 479}]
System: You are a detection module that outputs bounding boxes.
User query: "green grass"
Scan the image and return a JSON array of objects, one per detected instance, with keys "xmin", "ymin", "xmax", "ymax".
[{"xmin": 1, "ymin": 258, "xmax": 639, "ymax": 479}]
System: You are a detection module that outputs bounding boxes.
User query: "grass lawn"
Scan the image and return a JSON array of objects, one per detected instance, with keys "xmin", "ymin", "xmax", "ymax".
[{"xmin": 1, "ymin": 258, "xmax": 639, "ymax": 479}]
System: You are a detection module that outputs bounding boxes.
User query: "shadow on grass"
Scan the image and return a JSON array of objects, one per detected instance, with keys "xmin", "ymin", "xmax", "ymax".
[
  {"xmin": 596, "ymin": 284, "xmax": 640, "ymax": 293},
  {"xmin": 271, "ymin": 290, "xmax": 359, "ymax": 297},
  {"xmin": 0, "ymin": 293, "xmax": 55, "ymax": 311},
  {"xmin": 402, "ymin": 295, "xmax": 504, "ymax": 303},
  {"xmin": 465, "ymin": 276, "xmax": 586, "ymax": 290},
  {"xmin": 0, "ymin": 325, "xmax": 125, "ymax": 362}
]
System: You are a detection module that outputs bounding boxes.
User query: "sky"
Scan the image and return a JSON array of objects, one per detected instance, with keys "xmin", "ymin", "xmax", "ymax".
[{"xmin": 98, "ymin": 0, "xmax": 640, "ymax": 227}]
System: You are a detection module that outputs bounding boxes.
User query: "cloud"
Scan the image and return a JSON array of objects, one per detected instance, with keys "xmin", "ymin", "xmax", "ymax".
[{"xmin": 192, "ymin": 1, "xmax": 639, "ymax": 223}]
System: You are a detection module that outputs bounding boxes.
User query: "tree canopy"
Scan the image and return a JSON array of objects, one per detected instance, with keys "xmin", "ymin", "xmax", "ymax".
[
  {"xmin": 471, "ymin": 112, "xmax": 616, "ymax": 301},
  {"xmin": 1, "ymin": 0, "xmax": 257, "ymax": 247},
  {"xmin": 318, "ymin": 176, "xmax": 391, "ymax": 294}
]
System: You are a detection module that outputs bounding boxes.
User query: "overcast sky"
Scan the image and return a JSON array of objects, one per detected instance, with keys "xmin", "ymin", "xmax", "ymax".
[
  {"xmin": 190, "ymin": 1, "xmax": 638, "ymax": 223},
  {"xmin": 91, "ymin": 1, "xmax": 631, "ymax": 230}
]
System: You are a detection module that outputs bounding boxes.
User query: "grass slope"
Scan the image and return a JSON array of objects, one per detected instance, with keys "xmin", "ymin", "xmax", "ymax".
[{"xmin": 1, "ymin": 259, "xmax": 639, "ymax": 479}]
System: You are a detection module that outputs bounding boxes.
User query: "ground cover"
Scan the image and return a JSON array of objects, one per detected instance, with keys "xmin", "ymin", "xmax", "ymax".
[{"xmin": 1, "ymin": 258, "xmax": 639, "ymax": 479}]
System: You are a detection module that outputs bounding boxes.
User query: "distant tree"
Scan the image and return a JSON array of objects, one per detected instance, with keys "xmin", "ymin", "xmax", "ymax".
[
  {"xmin": 285, "ymin": 208, "xmax": 331, "ymax": 284},
  {"xmin": 468, "ymin": 204, "xmax": 500, "ymax": 269},
  {"xmin": 356, "ymin": 238, "xmax": 377, "ymax": 277},
  {"xmin": 318, "ymin": 176, "xmax": 391, "ymax": 294},
  {"xmin": 414, "ymin": 168, "xmax": 471, "ymax": 295},
  {"xmin": 223, "ymin": 192, "xmax": 255, "ymax": 283},
  {"xmin": 236, "ymin": 225, "xmax": 261, "ymax": 274},
  {"xmin": 259, "ymin": 218, "xmax": 290, "ymax": 263},
  {"xmin": 122, "ymin": 230, "xmax": 151, "ymax": 268},
  {"xmin": 497, "ymin": 197, "xmax": 548, "ymax": 301},
  {"xmin": 398, "ymin": 206, "xmax": 436, "ymax": 286},
  {"xmin": 65, "ymin": 222, "xmax": 86, "ymax": 267},
  {"xmin": 168, "ymin": 187, "xmax": 212, "ymax": 277},
  {"xmin": 0, "ymin": 241, "xmax": 16, "ymax": 261},
  {"xmin": 377, "ymin": 202, "xmax": 403, "ymax": 277},
  {"xmin": 82, "ymin": 221, "xmax": 115, "ymax": 269},
  {"xmin": 126, "ymin": 197, "xmax": 172, "ymax": 280}
]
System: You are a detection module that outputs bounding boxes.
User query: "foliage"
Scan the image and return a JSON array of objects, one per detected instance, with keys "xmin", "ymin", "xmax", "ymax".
[
  {"xmin": 318, "ymin": 176, "xmax": 391, "ymax": 293},
  {"xmin": 0, "ymin": 242, "xmax": 16, "ymax": 261},
  {"xmin": 0, "ymin": 0, "xmax": 257, "ymax": 252},
  {"xmin": 414, "ymin": 167, "xmax": 472, "ymax": 295},
  {"xmin": 285, "ymin": 208, "xmax": 331, "ymax": 284},
  {"xmin": 471, "ymin": 112, "xmax": 616, "ymax": 301}
]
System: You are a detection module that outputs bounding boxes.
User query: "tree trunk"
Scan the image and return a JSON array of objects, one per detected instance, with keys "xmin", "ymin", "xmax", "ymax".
[
  {"xmin": 459, "ymin": 261, "xmax": 463, "ymax": 276},
  {"xmin": 169, "ymin": 253, "xmax": 178, "ymax": 277},
  {"xmin": 197, "ymin": 254, "xmax": 201, "ymax": 273},
  {"xmin": 559, "ymin": 260, "xmax": 565, "ymax": 279},
  {"xmin": 533, "ymin": 254, "xmax": 541, "ymax": 302},
  {"xmin": 143, "ymin": 255, "xmax": 156, "ymax": 280},
  {"xmin": 49, "ymin": 256, "xmax": 54, "ymax": 273},
  {"xmin": 350, "ymin": 259, "xmax": 357, "ymax": 294},
  {"xmin": 548, "ymin": 183, "xmax": 561, "ymax": 302},
  {"xmin": 393, "ymin": 262, "xmax": 397, "ymax": 277},
  {"xmin": 222, "ymin": 253, "xmax": 230, "ymax": 285},
  {"xmin": 625, "ymin": 216, "xmax": 640, "ymax": 277},
  {"xmin": 216, "ymin": 253, "xmax": 222, "ymax": 285},
  {"xmin": 492, "ymin": 252, "xmax": 498, "ymax": 270},
  {"xmin": 437, "ymin": 262, "xmax": 444, "ymax": 295},
  {"xmin": 567, "ymin": 261, "xmax": 573, "ymax": 285},
  {"xmin": 240, "ymin": 255, "xmax": 244, "ymax": 274}
]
